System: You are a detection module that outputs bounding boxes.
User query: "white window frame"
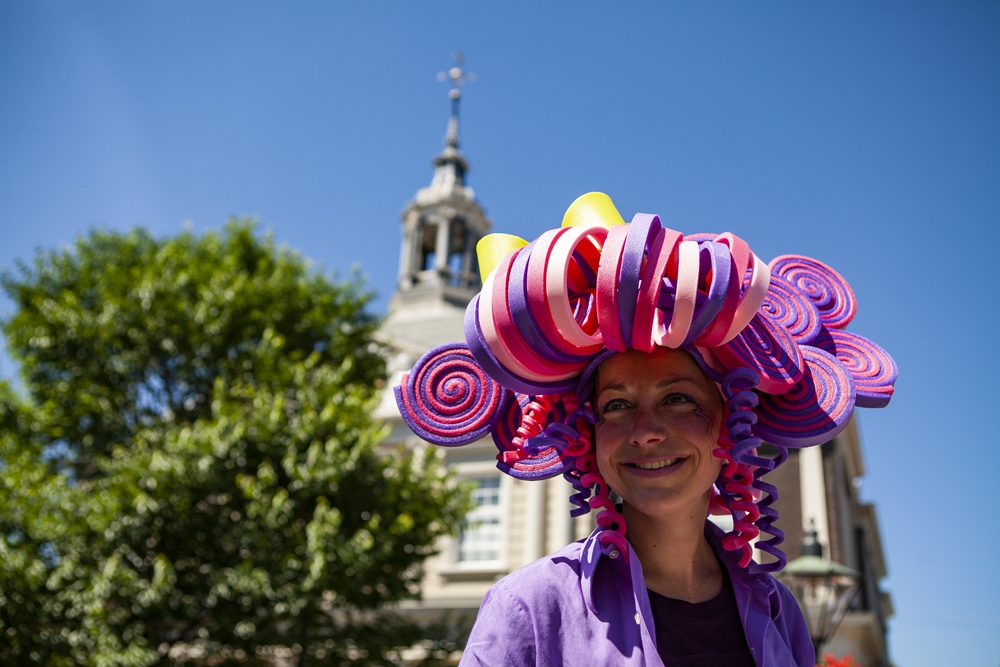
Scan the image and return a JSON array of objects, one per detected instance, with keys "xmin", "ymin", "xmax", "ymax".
[
  {"xmin": 457, "ymin": 475, "xmax": 503, "ymax": 566},
  {"xmin": 442, "ymin": 459, "xmax": 510, "ymax": 575}
]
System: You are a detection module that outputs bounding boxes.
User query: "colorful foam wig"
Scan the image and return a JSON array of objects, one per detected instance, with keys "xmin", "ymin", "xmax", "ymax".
[{"xmin": 394, "ymin": 193, "xmax": 896, "ymax": 573}]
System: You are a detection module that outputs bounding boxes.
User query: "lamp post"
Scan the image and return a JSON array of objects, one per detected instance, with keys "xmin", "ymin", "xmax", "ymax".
[{"xmin": 778, "ymin": 525, "xmax": 861, "ymax": 657}]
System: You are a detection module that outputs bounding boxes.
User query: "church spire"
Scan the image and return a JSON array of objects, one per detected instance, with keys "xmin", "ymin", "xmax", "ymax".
[
  {"xmin": 388, "ymin": 53, "xmax": 491, "ymax": 316},
  {"xmin": 438, "ymin": 51, "xmax": 473, "ymax": 150},
  {"xmin": 424, "ymin": 52, "xmax": 475, "ymax": 200}
]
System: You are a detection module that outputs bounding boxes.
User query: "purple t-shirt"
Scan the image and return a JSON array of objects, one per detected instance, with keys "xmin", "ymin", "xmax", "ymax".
[
  {"xmin": 647, "ymin": 562, "xmax": 756, "ymax": 667},
  {"xmin": 460, "ymin": 521, "xmax": 814, "ymax": 667}
]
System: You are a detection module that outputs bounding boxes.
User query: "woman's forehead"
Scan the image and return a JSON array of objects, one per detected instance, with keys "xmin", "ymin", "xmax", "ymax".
[{"xmin": 596, "ymin": 347, "xmax": 709, "ymax": 391}]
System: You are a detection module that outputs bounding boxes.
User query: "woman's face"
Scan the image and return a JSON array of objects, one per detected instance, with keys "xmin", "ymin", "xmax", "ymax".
[{"xmin": 594, "ymin": 347, "xmax": 724, "ymax": 521}]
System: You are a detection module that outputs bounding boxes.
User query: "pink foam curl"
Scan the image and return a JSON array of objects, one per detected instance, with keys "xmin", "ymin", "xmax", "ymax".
[
  {"xmin": 582, "ymin": 470, "xmax": 630, "ymax": 562},
  {"xmin": 525, "ymin": 229, "xmax": 603, "ymax": 358},
  {"xmin": 632, "ymin": 226, "xmax": 682, "ymax": 353},
  {"xmin": 546, "ymin": 225, "xmax": 608, "ymax": 354},
  {"xmin": 493, "ymin": 393, "xmax": 583, "ymax": 480},
  {"xmin": 596, "ymin": 225, "xmax": 630, "ymax": 352},
  {"xmin": 575, "ymin": 450, "xmax": 599, "ymax": 474},
  {"xmin": 514, "ymin": 393, "xmax": 557, "ymax": 446},
  {"xmin": 481, "ymin": 250, "xmax": 585, "ymax": 382},
  {"xmin": 557, "ymin": 394, "xmax": 595, "ymax": 458},
  {"xmin": 695, "ymin": 232, "xmax": 750, "ymax": 347},
  {"xmin": 656, "ymin": 240, "xmax": 701, "ymax": 348},
  {"xmin": 714, "ymin": 393, "xmax": 764, "ymax": 569},
  {"xmin": 722, "ymin": 252, "xmax": 771, "ymax": 345}
]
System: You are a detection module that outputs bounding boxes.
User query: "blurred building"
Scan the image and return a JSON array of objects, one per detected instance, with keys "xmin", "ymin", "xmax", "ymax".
[
  {"xmin": 766, "ymin": 433, "xmax": 894, "ymax": 666},
  {"xmin": 374, "ymin": 77, "xmax": 894, "ymax": 667}
]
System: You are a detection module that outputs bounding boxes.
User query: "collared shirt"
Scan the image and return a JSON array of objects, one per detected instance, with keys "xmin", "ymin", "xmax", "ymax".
[{"xmin": 460, "ymin": 521, "xmax": 814, "ymax": 667}]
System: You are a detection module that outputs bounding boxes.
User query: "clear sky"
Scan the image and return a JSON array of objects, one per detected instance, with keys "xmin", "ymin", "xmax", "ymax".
[{"xmin": 1, "ymin": 1, "xmax": 998, "ymax": 664}]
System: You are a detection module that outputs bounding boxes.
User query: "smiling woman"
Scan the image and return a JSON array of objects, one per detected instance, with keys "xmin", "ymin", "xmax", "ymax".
[
  {"xmin": 594, "ymin": 347, "xmax": 724, "ymax": 526},
  {"xmin": 394, "ymin": 193, "xmax": 897, "ymax": 666},
  {"xmin": 592, "ymin": 347, "xmax": 758, "ymax": 665}
]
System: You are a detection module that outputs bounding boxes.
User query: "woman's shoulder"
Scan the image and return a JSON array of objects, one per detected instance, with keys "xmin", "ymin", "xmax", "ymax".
[
  {"xmin": 487, "ymin": 539, "xmax": 588, "ymax": 608},
  {"xmin": 462, "ymin": 541, "xmax": 594, "ymax": 667}
]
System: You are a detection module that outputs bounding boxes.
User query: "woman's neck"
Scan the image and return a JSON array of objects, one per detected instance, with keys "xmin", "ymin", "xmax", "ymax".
[{"xmin": 623, "ymin": 499, "xmax": 723, "ymax": 603}]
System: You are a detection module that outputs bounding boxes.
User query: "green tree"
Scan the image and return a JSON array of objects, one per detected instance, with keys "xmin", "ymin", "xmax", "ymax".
[{"xmin": 0, "ymin": 222, "xmax": 470, "ymax": 666}]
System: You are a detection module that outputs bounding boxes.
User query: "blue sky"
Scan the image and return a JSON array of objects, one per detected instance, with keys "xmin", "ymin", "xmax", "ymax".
[{"xmin": 1, "ymin": 1, "xmax": 998, "ymax": 664}]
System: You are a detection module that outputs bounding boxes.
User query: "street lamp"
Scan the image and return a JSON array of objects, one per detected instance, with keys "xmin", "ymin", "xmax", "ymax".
[{"xmin": 778, "ymin": 524, "xmax": 861, "ymax": 656}]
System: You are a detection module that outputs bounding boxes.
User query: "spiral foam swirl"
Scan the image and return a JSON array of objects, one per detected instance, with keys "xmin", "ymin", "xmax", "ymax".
[
  {"xmin": 769, "ymin": 255, "xmax": 857, "ymax": 330},
  {"xmin": 760, "ymin": 273, "xmax": 822, "ymax": 345},
  {"xmin": 394, "ymin": 343, "xmax": 511, "ymax": 446},
  {"xmin": 714, "ymin": 313, "xmax": 804, "ymax": 394},
  {"xmin": 813, "ymin": 328, "xmax": 897, "ymax": 408},
  {"xmin": 753, "ymin": 346, "xmax": 856, "ymax": 447}
]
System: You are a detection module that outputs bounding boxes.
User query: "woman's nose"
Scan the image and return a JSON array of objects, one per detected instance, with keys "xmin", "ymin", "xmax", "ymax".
[{"xmin": 628, "ymin": 405, "xmax": 668, "ymax": 447}]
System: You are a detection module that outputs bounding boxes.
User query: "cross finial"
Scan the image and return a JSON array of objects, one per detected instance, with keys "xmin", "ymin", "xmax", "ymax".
[
  {"xmin": 436, "ymin": 51, "xmax": 475, "ymax": 149},
  {"xmin": 437, "ymin": 51, "xmax": 476, "ymax": 99}
]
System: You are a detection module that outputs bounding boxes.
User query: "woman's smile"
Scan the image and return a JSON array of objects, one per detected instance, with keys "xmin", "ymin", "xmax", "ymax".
[{"xmin": 624, "ymin": 456, "xmax": 687, "ymax": 474}]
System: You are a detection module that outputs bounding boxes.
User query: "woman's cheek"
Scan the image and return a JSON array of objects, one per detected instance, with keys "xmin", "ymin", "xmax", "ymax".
[{"xmin": 593, "ymin": 426, "xmax": 621, "ymax": 483}]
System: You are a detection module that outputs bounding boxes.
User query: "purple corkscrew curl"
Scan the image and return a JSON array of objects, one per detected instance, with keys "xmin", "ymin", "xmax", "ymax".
[{"xmin": 717, "ymin": 366, "xmax": 789, "ymax": 573}]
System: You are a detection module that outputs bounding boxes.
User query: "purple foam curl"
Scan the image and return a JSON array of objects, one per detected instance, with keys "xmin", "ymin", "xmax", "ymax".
[{"xmin": 617, "ymin": 213, "xmax": 663, "ymax": 345}]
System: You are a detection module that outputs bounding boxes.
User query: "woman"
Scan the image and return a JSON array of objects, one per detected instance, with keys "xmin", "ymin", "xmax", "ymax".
[{"xmin": 394, "ymin": 193, "xmax": 897, "ymax": 666}]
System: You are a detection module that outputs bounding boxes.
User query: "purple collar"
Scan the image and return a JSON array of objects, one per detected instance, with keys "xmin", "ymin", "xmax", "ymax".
[{"xmin": 580, "ymin": 519, "xmax": 785, "ymax": 646}]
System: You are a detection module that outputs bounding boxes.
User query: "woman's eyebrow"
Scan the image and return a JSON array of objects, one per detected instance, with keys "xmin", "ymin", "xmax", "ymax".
[
  {"xmin": 656, "ymin": 377, "xmax": 696, "ymax": 389},
  {"xmin": 598, "ymin": 377, "xmax": 697, "ymax": 395}
]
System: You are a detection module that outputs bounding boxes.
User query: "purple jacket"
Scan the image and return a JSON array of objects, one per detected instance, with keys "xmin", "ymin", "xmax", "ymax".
[{"xmin": 461, "ymin": 521, "xmax": 814, "ymax": 666}]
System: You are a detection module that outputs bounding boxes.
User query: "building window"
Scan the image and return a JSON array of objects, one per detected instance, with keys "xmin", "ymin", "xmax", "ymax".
[
  {"xmin": 420, "ymin": 224, "xmax": 438, "ymax": 271},
  {"xmin": 447, "ymin": 250, "xmax": 464, "ymax": 284},
  {"xmin": 458, "ymin": 477, "xmax": 502, "ymax": 563}
]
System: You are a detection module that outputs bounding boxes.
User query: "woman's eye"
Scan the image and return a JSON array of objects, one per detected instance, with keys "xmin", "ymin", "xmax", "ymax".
[
  {"xmin": 663, "ymin": 393, "xmax": 695, "ymax": 408},
  {"xmin": 600, "ymin": 398, "xmax": 630, "ymax": 414}
]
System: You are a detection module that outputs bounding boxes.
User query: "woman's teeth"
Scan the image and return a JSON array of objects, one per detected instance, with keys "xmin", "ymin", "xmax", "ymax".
[{"xmin": 632, "ymin": 458, "xmax": 681, "ymax": 470}]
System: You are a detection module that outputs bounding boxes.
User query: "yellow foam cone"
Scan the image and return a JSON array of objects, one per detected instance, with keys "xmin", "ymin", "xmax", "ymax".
[
  {"xmin": 477, "ymin": 233, "xmax": 529, "ymax": 283},
  {"xmin": 561, "ymin": 192, "xmax": 627, "ymax": 229}
]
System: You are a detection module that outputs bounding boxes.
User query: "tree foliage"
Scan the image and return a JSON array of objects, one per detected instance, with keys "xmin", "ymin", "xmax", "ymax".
[{"xmin": 0, "ymin": 222, "xmax": 470, "ymax": 666}]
